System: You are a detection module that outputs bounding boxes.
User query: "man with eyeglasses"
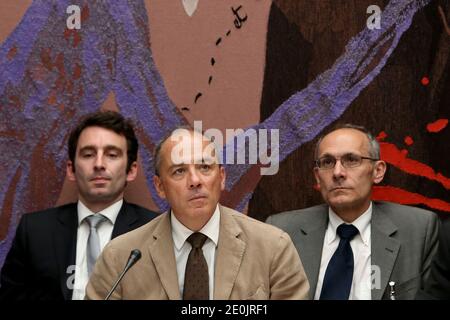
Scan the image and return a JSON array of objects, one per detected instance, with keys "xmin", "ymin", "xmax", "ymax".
[{"xmin": 267, "ymin": 124, "xmax": 439, "ymax": 300}]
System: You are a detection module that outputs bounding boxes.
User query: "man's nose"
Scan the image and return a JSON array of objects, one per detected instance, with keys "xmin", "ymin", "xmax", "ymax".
[
  {"xmin": 332, "ymin": 159, "xmax": 346, "ymax": 180},
  {"xmin": 187, "ymin": 168, "xmax": 201, "ymax": 189},
  {"xmin": 93, "ymin": 154, "xmax": 105, "ymax": 170}
]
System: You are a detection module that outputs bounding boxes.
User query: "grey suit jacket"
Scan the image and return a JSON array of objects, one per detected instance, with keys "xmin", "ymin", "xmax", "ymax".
[{"xmin": 266, "ymin": 201, "xmax": 439, "ymax": 300}]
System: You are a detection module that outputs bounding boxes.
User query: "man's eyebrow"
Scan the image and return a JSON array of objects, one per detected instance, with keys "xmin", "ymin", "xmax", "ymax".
[
  {"xmin": 167, "ymin": 163, "xmax": 185, "ymax": 171},
  {"xmin": 199, "ymin": 157, "xmax": 216, "ymax": 164},
  {"xmin": 318, "ymin": 153, "xmax": 334, "ymax": 158},
  {"xmin": 78, "ymin": 145, "xmax": 123, "ymax": 152},
  {"xmin": 78, "ymin": 146, "xmax": 96, "ymax": 153},
  {"xmin": 104, "ymin": 145, "xmax": 123, "ymax": 152}
]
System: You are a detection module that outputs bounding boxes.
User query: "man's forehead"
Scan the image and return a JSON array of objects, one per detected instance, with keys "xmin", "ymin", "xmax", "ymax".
[
  {"xmin": 318, "ymin": 129, "xmax": 369, "ymax": 154},
  {"xmin": 77, "ymin": 127, "xmax": 126, "ymax": 148},
  {"xmin": 161, "ymin": 130, "xmax": 218, "ymax": 164}
]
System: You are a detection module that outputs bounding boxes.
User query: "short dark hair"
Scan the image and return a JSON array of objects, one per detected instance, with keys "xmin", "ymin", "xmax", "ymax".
[
  {"xmin": 68, "ymin": 111, "xmax": 138, "ymax": 172},
  {"xmin": 314, "ymin": 123, "xmax": 380, "ymax": 160}
]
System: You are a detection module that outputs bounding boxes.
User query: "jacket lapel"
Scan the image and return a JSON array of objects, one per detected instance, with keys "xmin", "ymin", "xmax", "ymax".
[
  {"xmin": 111, "ymin": 202, "xmax": 139, "ymax": 238},
  {"xmin": 148, "ymin": 212, "xmax": 181, "ymax": 299},
  {"xmin": 371, "ymin": 203, "xmax": 400, "ymax": 300},
  {"xmin": 293, "ymin": 206, "xmax": 328, "ymax": 297},
  {"xmin": 54, "ymin": 204, "xmax": 78, "ymax": 300},
  {"xmin": 213, "ymin": 205, "xmax": 246, "ymax": 300}
]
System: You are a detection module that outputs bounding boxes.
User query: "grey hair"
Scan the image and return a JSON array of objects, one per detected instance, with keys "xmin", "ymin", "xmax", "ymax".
[
  {"xmin": 314, "ymin": 124, "xmax": 380, "ymax": 160},
  {"xmin": 153, "ymin": 125, "xmax": 215, "ymax": 176}
]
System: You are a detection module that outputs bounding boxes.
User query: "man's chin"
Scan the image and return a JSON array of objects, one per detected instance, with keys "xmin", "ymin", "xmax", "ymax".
[
  {"xmin": 327, "ymin": 196, "xmax": 354, "ymax": 209},
  {"xmin": 188, "ymin": 197, "xmax": 209, "ymax": 207},
  {"xmin": 86, "ymin": 191, "xmax": 118, "ymax": 202},
  {"xmin": 186, "ymin": 205, "xmax": 214, "ymax": 217}
]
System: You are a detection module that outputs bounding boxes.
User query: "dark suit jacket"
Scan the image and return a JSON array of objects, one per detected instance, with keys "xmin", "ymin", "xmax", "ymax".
[
  {"xmin": 0, "ymin": 201, "xmax": 158, "ymax": 300},
  {"xmin": 266, "ymin": 201, "xmax": 439, "ymax": 300},
  {"xmin": 420, "ymin": 219, "xmax": 450, "ymax": 299}
]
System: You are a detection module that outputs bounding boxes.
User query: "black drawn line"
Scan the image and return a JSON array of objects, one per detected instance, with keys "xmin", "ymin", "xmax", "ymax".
[
  {"xmin": 194, "ymin": 92, "xmax": 203, "ymax": 103},
  {"xmin": 208, "ymin": 76, "xmax": 213, "ymax": 85},
  {"xmin": 216, "ymin": 37, "xmax": 222, "ymax": 46},
  {"xmin": 211, "ymin": 57, "xmax": 215, "ymax": 66},
  {"xmin": 226, "ymin": 30, "xmax": 231, "ymax": 36}
]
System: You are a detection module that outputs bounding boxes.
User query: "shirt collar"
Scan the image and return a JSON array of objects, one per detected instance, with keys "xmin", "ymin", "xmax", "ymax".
[
  {"xmin": 171, "ymin": 204, "xmax": 220, "ymax": 251},
  {"xmin": 327, "ymin": 202, "xmax": 372, "ymax": 246},
  {"xmin": 77, "ymin": 199, "xmax": 123, "ymax": 226}
]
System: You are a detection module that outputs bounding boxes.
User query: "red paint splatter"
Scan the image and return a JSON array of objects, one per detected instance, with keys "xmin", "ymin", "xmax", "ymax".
[
  {"xmin": 376, "ymin": 131, "xmax": 388, "ymax": 141},
  {"xmin": 55, "ymin": 53, "xmax": 65, "ymax": 76},
  {"xmin": 421, "ymin": 76, "xmax": 430, "ymax": 86},
  {"xmin": 63, "ymin": 29, "xmax": 82, "ymax": 47},
  {"xmin": 81, "ymin": 4, "xmax": 90, "ymax": 22},
  {"xmin": 380, "ymin": 142, "xmax": 450, "ymax": 189},
  {"xmin": 47, "ymin": 92, "xmax": 57, "ymax": 106},
  {"xmin": 66, "ymin": 80, "xmax": 73, "ymax": 94},
  {"xmin": 9, "ymin": 96, "xmax": 20, "ymax": 108},
  {"xmin": 107, "ymin": 59, "xmax": 113, "ymax": 73},
  {"xmin": 427, "ymin": 119, "xmax": 448, "ymax": 133},
  {"xmin": 404, "ymin": 136, "xmax": 413, "ymax": 145},
  {"xmin": 73, "ymin": 63, "xmax": 82, "ymax": 80},
  {"xmin": 54, "ymin": 76, "xmax": 65, "ymax": 91},
  {"xmin": 40, "ymin": 48, "xmax": 53, "ymax": 70},
  {"xmin": 64, "ymin": 28, "xmax": 72, "ymax": 40},
  {"xmin": 373, "ymin": 186, "xmax": 450, "ymax": 212},
  {"xmin": 73, "ymin": 32, "xmax": 81, "ymax": 48},
  {"xmin": 7, "ymin": 46, "xmax": 17, "ymax": 60}
]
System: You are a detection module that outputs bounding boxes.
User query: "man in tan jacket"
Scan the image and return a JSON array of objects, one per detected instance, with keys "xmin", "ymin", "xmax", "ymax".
[{"xmin": 86, "ymin": 127, "xmax": 309, "ymax": 300}]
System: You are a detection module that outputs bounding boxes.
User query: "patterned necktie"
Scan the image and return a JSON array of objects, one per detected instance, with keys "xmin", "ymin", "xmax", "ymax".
[
  {"xmin": 320, "ymin": 223, "xmax": 359, "ymax": 300},
  {"xmin": 183, "ymin": 232, "xmax": 209, "ymax": 300},
  {"xmin": 85, "ymin": 214, "xmax": 107, "ymax": 275}
]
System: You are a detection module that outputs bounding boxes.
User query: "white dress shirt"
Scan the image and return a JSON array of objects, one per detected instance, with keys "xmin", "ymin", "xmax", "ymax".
[
  {"xmin": 314, "ymin": 202, "xmax": 372, "ymax": 300},
  {"xmin": 71, "ymin": 199, "xmax": 122, "ymax": 300},
  {"xmin": 171, "ymin": 205, "xmax": 220, "ymax": 300}
]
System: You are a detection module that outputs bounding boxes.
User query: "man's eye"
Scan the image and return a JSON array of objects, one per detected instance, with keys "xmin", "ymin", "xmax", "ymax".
[
  {"xmin": 322, "ymin": 158, "xmax": 334, "ymax": 166},
  {"xmin": 199, "ymin": 164, "xmax": 211, "ymax": 171},
  {"xmin": 81, "ymin": 153, "xmax": 93, "ymax": 158},
  {"xmin": 107, "ymin": 152, "xmax": 118, "ymax": 158},
  {"xmin": 173, "ymin": 168, "xmax": 185, "ymax": 175},
  {"xmin": 345, "ymin": 154, "xmax": 360, "ymax": 163}
]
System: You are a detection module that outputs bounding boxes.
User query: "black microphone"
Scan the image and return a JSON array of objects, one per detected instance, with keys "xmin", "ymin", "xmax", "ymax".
[{"xmin": 105, "ymin": 249, "xmax": 142, "ymax": 300}]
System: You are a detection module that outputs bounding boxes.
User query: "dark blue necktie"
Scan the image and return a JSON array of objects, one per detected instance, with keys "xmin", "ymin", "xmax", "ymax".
[{"xmin": 320, "ymin": 223, "xmax": 359, "ymax": 300}]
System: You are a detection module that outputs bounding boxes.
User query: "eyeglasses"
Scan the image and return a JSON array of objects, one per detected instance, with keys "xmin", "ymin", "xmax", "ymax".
[{"xmin": 315, "ymin": 153, "xmax": 379, "ymax": 170}]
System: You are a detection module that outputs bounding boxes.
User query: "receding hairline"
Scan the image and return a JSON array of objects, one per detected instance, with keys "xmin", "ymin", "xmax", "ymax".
[
  {"xmin": 154, "ymin": 127, "xmax": 218, "ymax": 175},
  {"xmin": 315, "ymin": 127, "xmax": 378, "ymax": 159}
]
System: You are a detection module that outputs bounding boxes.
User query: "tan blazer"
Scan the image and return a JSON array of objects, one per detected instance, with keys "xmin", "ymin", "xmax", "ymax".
[{"xmin": 86, "ymin": 205, "xmax": 310, "ymax": 300}]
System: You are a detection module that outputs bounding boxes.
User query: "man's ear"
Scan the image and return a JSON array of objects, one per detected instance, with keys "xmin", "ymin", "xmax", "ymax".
[
  {"xmin": 126, "ymin": 161, "xmax": 138, "ymax": 182},
  {"xmin": 313, "ymin": 167, "xmax": 321, "ymax": 188},
  {"xmin": 373, "ymin": 160, "xmax": 387, "ymax": 184},
  {"xmin": 219, "ymin": 166, "xmax": 226, "ymax": 191},
  {"xmin": 153, "ymin": 175, "xmax": 166, "ymax": 199},
  {"xmin": 66, "ymin": 161, "xmax": 76, "ymax": 182}
]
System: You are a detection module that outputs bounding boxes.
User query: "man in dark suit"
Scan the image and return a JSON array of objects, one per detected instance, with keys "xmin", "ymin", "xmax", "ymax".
[
  {"xmin": 0, "ymin": 111, "xmax": 158, "ymax": 300},
  {"xmin": 420, "ymin": 219, "xmax": 450, "ymax": 299},
  {"xmin": 267, "ymin": 124, "xmax": 439, "ymax": 300}
]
